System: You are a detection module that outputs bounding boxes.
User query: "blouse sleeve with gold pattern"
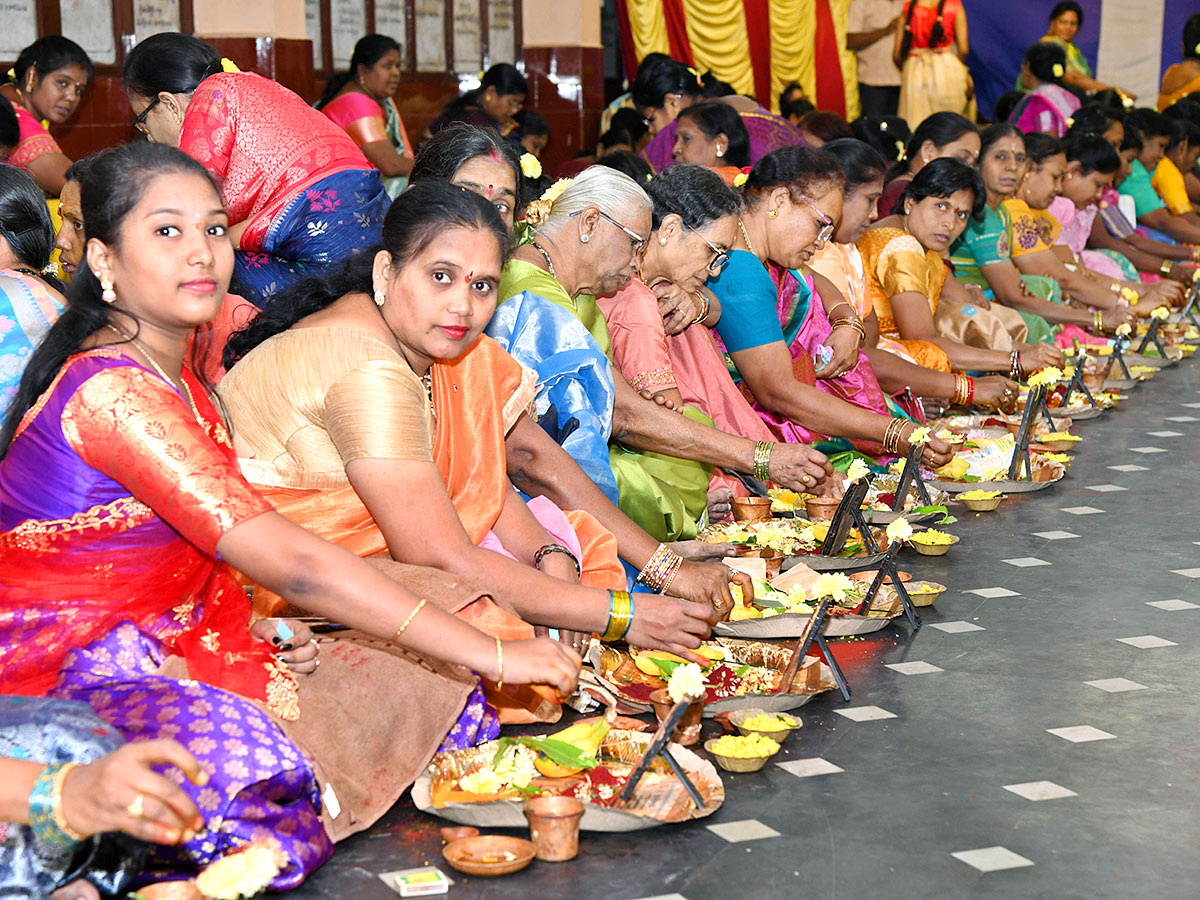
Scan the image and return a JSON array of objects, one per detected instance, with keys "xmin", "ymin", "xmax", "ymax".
[
  {"xmin": 61, "ymin": 366, "xmax": 274, "ymax": 556},
  {"xmin": 876, "ymin": 233, "xmax": 933, "ymax": 297},
  {"xmin": 322, "ymin": 357, "xmax": 434, "ymax": 463}
]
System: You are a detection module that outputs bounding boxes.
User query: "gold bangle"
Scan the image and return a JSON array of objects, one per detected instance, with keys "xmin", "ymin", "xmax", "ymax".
[
  {"xmin": 1161, "ymin": 260, "xmax": 1174, "ymax": 277},
  {"xmin": 495, "ymin": 637, "xmax": 504, "ymax": 690},
  {"xmin": 388, "ymin": 597, "xmax": 428, "ymax": 646},
  {"xmin": 601, "ymin": 591, "xmax": 633, "ymax": 641},
  {"xmin": 1093, "ymin": 309, "xmax": 1105, "ymax": 333},
  {"xmin": 753, "ymin": 440, "xmax": 774, "ymax": 482},
  {"xmin": 51, "ymin": 763, "xmax": 86, "ymax": 842}
]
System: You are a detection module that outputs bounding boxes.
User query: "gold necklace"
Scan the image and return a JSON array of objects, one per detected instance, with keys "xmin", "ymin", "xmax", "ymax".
[
  {"xmin": 104, "ymin": 324, "xmax": 198, "ymax": 417},
  {"xmin": 737, "ymin": 218, "xmax": 756, "ymax": 255},
  {"xmin": 530, "ymin": 241, "xmax": 557, "ymax": 279}
]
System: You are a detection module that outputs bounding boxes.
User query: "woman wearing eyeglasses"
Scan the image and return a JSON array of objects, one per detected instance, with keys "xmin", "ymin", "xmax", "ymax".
[
  {"xmin": 596, "ymin": 165, "xmax": 777, "ymax": 509},
  {"xmin": 122, "ymin": 33, "xmax": 388, "ymax": 310},
  {"xmin": 708, "ymin": 146, "xmax": 952, "ymax": 466}
]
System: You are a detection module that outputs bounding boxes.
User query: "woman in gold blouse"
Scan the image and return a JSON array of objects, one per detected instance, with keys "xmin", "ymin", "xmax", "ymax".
[{"xmin": 220, "ymin": 181, "xmax": 720, "ymax": 675}]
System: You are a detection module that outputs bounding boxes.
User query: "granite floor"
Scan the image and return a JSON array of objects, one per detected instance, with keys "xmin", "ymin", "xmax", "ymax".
[{"xmin": 287, "ymin": 354, "xmax": 1200, "ymax": 900}]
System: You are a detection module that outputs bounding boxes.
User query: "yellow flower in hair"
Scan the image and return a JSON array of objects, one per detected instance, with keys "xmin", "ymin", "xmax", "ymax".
[
  {"xmin": 220, "ymin": 57, "xmax": 240, "ymax": 73},
  {"xmin": 896, "ymin": 140, "xmax": 906, "ymax": 159},
  {"xmin": 1052, "ymin": 63, "xmax": 1064, "ymax": 78},
  {"xmin": 687, "ymin": 66, "xmax": 701, "ymax": 79},
  {"xmin": 519, "ymin": 152, "xmax": 542, "ymax": 179},
  {"xmin": 521, "ymin": 177, "xmax": 572, "ymax": 227},
  {"xmin": 733, "ymin": 172, "xmax": 749, "ymax": 187},
  {"xmin": 1066, "ymin": 117, "xmax": 1075, "ymax": 128},
  {"xmin": 1122, "ymin": 93, "xmax": 1134, "ymax": 109}
]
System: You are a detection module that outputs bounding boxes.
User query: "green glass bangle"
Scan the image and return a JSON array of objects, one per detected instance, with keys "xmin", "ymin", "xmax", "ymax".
[{"xmin": 28, "ymin": 763, "xmax": 77, "ymax": 849}]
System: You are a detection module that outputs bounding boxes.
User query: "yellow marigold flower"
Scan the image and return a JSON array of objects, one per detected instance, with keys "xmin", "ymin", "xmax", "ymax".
[
  {"xmin": 1027, "ymin": 366, "xmax": 1064, "ymax": 388},
  {"xmin": 519, "ymin": 152, "xmax": 542, "ymax": 179}
]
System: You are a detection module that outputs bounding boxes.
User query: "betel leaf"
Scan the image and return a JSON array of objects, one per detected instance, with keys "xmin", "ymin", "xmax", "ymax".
[
  {"xmin": 513, "ymin": 784, "xmax": 547, "ymax": 798},
  {"xmin": 649, "ymin": 657, "xmax": 682, "ymax": 678},
  {"xmin": 491, "ymin": 736, "xmax": 600, "ymax": 771},
  {"xmin": 754, "ymin": 596, "xmax": 786, "ymax": 610},
  {"xmin": 913, "ymin": 504, "xmax": 957, "ymax": 525},
  {"xmin": 735, "ymin": 664, "xmax": 752, "ymax": 676}
]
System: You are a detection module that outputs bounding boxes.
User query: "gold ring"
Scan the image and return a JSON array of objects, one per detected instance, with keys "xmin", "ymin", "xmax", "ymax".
[{"xmin": 126, "ymin": 793, "xmax": 145, "ymax": 818}]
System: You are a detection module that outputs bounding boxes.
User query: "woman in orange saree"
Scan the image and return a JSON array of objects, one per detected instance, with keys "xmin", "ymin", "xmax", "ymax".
[{"xmin": 220, "ymin": 180, "xmax": 717, "ymax": 676}]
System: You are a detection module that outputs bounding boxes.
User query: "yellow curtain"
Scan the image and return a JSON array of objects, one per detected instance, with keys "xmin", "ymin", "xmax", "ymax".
[
  {"xmin": 679, "ymin": 0, "xmax": 756, "ymax": 97},
  {"xmin": 628, "ymin": 0, "xmax": 670, "ymax": 60},
  {"xmin": 768, "ymin": 0, "xmax": 816, "ymax": 111},
  {"xmin": 830, "ymin": 0, "xmax": 860, "ymax": 120}
]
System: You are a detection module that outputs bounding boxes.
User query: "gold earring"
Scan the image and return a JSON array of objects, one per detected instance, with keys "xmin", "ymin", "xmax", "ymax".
[
  {"xmin": 374, "ymin": 288, "xmax": 385, "ymax": 307},
  {"xmin": 767, "ymin": 208, "xmax": 778, "ymax": 219},
  {"xmin": 100, "ymin": 277, "xmax": 117, "ymax": 304}
]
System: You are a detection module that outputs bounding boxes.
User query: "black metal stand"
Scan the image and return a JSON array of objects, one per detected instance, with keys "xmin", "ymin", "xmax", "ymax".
[
  {"xmin": 1136, "ymin": 319, "xmax": 1169, "ymax": 358},
  {"xmin": 1110, "ymin": 336, "xmax": 1132, "ymax": 379},
  {"xmin": 889, "ymin": 441, "xmax": 932, "ymax": 511},
  {"xmin": 618, "ymin": 700, "xmax": 705, "ymax": 809},
  {"xmin": 1009, "ymin": 384, "xmax": 1045, "ymax": 481},
  {"xmin": 792, "ymin": 597, "xmax": 851, "ymax": 701},
  {"xmin": 1179, "ymin": 281, "xmax": 1200, "ymax": 329},
  {"xmin": 1058, "ymin": 359, "xmax": 1098, "ymax": 410}
]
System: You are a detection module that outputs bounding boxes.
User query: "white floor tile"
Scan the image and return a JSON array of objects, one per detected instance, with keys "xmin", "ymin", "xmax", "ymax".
[
  {"xmin": 1084, "ymin": 677, "xmax": 1148, "ymax": 693},
  {"xmin": 776, "ymin": 758, "xmax": 843, "ymax": 778},
  {"xmin": 952, "ymin": 846, "xmax": 1035, "ymax": 873},
  {"xmin": 706, "ymin": 819, "xmax": 781, "ymax": 843},
  {"xmin": 628, "ymin": 895, "xmax": 689, "ymax": 900},
  {"xmin": 1060, "ymin": 505, "xmax": 1104, "ymax": 515},
  {"xmin": 1165, "ymin": 416, "xmax": 1199, "ymax": 422},
  {"xmin": 1117, "ymin": 635, "xmax": 1177, "ymax": 649},
  {"xmin": 1003, "ymin": 780, "xmax": 1078, "ymax": 801},
  {"xmin": 885, "ymin": 660, "xmax": 944, "ymax": 675},
  {"xmin": 1033, "ymin": 530, "xmax": 1078, "ymax": 540},
  {"xmin": 930, "ymin": 621, "xmax": 985, "ymax": 633},
  {"xmin": 1003, "ymin": 557, "xmax": 1051, "ymax": 568},
  {"xmin": 1146, "ymin": 599, "xmax": 1200, "ymax": 611},
  {"xmin": 964, "ymin": 587, "xmax": 1020, "ymax": 598},
  {"xmin": 834, "ymin": 705, "xmax": 897, "ymax": 722},
  {"xmin": 1108, "ymin": 464, "xmax": 1148, "ymax": 472},
  {"xmin": 1171, "ymin": 568, "xmax": 1200, "ymax": 578},
  {"xmin": 1180, "ymin": 401, "xmax": 1200, "ymax": 408},
  {"xmin": 1128, "ymin": 446, "xmax": 1168, "ymax": 454},
  {"xmin": 1083, "ymin": 484, "xmax": 1127, "ymax": 493},
  {"xmin": 1046, "ymin": 725, "xmax": 1116, "ymax": 743},
  {"xmin": 1147, "ymin": 430, "xmax": 1184, "ymax": 437}
]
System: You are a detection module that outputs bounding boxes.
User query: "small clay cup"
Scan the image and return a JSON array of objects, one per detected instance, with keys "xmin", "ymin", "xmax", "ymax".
[
  {"xmin": 440, "ymin": 825, "xmax": 479, "ymax": 843},
  {"xmin": 523, "ymin": 795, "xmax": 585, "ymax": 862},
  {"xmin": 648, "ymin": 688, "xmax": 704, "ymax": 745},
  {"xmin": 805, "ymin": 496, "xmax": 841, "ymax": 521},
  {"xmin": 732, "ymin": 496, "xmax": 772, "ymax": 523}
]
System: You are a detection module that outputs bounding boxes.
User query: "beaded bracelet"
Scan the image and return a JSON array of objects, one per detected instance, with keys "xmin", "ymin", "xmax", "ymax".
[
  {"xmin": 29, "ymin": 762, "xmax": 85, "ymax": 849},
  {"xmin": 1009, "ymin": 350, "xmax": 1023, "ymax": 382},
  {"xmin": 752, "ymin": 441, "xmax": 774, "ymax": 482},
  {"xmin": 601, "ymin": 591, "xmax": 634, "ymax": 642},
  {"xmin": 534, "ymin": 543, "xmax": 581, "ymax": 578},
  {"xmin": 637, "ymin": 544, "xmax": 685, "ymax": 593}
]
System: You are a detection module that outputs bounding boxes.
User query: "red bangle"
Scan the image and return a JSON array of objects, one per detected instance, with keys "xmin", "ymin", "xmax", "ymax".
[{"xmin": 966, "ymin": 376, "xmax": 975, "ymax": 404}]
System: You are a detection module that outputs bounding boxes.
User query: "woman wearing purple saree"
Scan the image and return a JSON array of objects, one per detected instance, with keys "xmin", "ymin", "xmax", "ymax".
[
  {"xmin": 0, "ymin": 144, "xmax": 579, "ymax": 889},
  {"xmin": 632, "ymin": 59, "xmax": 805, "ymax": 172}
]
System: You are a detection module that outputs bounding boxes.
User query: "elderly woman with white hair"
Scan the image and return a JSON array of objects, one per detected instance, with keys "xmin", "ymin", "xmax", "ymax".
[{"xmin": 499, "ymin": 166, "xmax": 833, "ymax": 546}]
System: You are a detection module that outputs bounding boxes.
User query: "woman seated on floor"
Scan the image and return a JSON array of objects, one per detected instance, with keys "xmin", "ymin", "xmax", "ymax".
[
  {"xmin": 1005, "ymin": 132, "xmax": 1181, "ymax": 317},
  {"xmin": 858, "ymin": 158, "xmax": 1064, "ymax": 377},
  {"xmin": 409, "ymin": 125, "xmax": 758, "ymax": 615},
  {"xmin": 0, "ymin": 143, "xmax": 579, "ymax": 889},
  {"xmin": 498, "ymin": 164, "xmax": 833, "ymax": 542},
  {"xmin": 705, "ymin": 145, "xmax": 953, "ymax": 466},
  {"xmin": 810, "ymin": 139, "xmax": 1020, "ymax": 415},
  {"xmin": 221, "ymin": 180, "xmax": 727, "ymax": 669},
  {"xmin": 1065, "ymin": 107, "xmax": 1198, "ymax": 278},
  {"xmin": 596, "ymin": 163, "xmax": 791, "ymax": 505},
  {"xmin": 949, "ymin": 124, "xmax": 1135, "ymax": 344}
]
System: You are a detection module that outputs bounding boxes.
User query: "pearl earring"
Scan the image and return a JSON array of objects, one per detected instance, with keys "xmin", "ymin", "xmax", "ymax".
[
  {"xmin": 716, "ymin": 149, "xmax": 724, "ymax": 158},
  {"xmin": 659, "ymin": 237, "xmax": 667, "ymax": 245},
  {"xmin": 100, "ymin": 277, "xmax": 117, "ymax": 304},
  {"xmin": 374, "ymin": 288, "xmax": 386, "ymax": 307},
  {"xmin": 580, "ymin": 234, "xmax": 589, "ymax": 243}
]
